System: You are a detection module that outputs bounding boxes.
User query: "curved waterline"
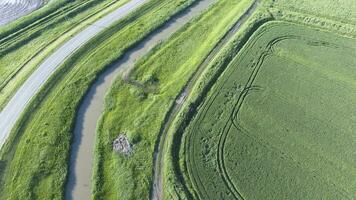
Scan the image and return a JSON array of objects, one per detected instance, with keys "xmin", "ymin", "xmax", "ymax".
[{"xmin": 65, "ymin": 0, "xmax": 217, "ymax": 199}]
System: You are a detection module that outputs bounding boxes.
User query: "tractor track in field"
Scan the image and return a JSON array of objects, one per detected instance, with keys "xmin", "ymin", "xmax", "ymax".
[
  {"xmin": 186, "ymin": 20, "xmax": 356, "ymax": 199},
  {"xmin": 217, "ymin": 35, "xmax": 300, "ymax": 200},
  {"xmin": 216, "ymin": 34, "xmax": 284, "ymax": 200},
  {"xmin": 150, "ymin": 0, "xmax": 261, "ymax": 199},
  {"xmin": 185, "ymin": 33, "xmax": 271, "ymax": 200},
  {"xmin": 216, "ymin": 30, "xmax": 356, "ymax": 200},
  {"xmin": 216, "ymin": 33, "xmax": 331, "ymax": 200},
  {"xmin": 217, "ymin": 51, "xmax": 269, "ymax": 200}
]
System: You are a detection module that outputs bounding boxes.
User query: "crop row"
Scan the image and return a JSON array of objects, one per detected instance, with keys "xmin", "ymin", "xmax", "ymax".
[{"xmin": 183, "ymin": 21, "xmax": 356, "ymax": 199}]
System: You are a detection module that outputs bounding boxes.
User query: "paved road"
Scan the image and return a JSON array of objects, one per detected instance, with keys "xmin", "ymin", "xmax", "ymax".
[{"xmin": 0, "ymin": 0, "xmax": 147, "ymax": 148}]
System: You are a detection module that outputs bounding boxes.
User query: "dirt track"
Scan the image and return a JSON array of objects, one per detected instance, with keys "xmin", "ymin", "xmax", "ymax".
[{"xmin": 0, "ymin": 0, "xmax": 45, "ymax": 26}]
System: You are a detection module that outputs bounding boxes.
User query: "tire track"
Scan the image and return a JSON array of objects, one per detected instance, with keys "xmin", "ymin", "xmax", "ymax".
[
  {"xmin": 186, "ymin": 21, "xmax": 351, "ymax": 200},
  {"xmin": 216, "ymin": 35, "xmax": 298, "ymax": 200}
]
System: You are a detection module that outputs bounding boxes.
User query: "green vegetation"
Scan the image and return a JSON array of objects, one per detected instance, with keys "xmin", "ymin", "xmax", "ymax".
[
  {"xmin": 0, "ymin": 0, "xmax": 130, "ymax": 110},
  {"xmin": 272, "ymin": 0, "xmax": 356, "ymax": 24},
  {"xmin": 182, "ymin": 21, "xmax": 356, "ymax": 199},
  {"xmin": 268, "ymin": 0, "xmax": 356, "ymax": 38},
  {"xmin": 93, "ymin": 0, "xmax": 254, "ymax": 199},
  {"xmin": 0, "ymin": 0, "xmax": 197, "ymax": 199}
]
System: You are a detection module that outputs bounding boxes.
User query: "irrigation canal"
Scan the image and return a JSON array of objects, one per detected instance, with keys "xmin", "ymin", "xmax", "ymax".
[{"xmin": 66, "ymin": 0, "xmax": 217, "ymax": 199}]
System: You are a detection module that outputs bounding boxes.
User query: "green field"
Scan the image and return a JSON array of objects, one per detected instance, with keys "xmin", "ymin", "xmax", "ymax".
[
  {"xmin": 272, "ymin": 0, "xmax": 356, "ymax": 24},
  {"xmin": 182, "ymin": 21, "xmax": 356, "ymax": 199}
]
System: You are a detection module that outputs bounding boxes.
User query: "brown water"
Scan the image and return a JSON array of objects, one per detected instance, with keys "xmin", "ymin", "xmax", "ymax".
[{"xmin": 65, "ymin": 0, "xmax": 217, "ymax": 199}]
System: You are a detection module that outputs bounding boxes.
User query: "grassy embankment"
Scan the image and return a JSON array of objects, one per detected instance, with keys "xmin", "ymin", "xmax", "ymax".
[
  {"xmin": 93, "ymin": 0, "xmax": 256, "ymax": 199},
  {"xmin": 0, "ymin": 0, "xmax": 131, "ymax": 110},
  {"xmin": 183, "ymin": 21, "xmax": 356, "ymax": 199},
  {"xmin": 271, "ymin": 0, "xmax": 356, "ymax": 25},
  {"xmin": 269, "ymin": 0, "xmax": 356, "ymax": 37},
  {"xmin": 0, "ymin": 0, "xmax": 197, "ymax": 199}
]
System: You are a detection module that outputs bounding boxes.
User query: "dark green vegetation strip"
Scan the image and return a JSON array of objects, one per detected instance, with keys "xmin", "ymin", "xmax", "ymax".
[
  {"xmin": 93, "ymin": 0, "xmax": 256, "ymax": 199},
  {"xmin": 0, "ymin": 0, "xmax": 128, "ymax": 110},
  {"xmin": 0, "ymin": 0, "xmax": 196, "ymax": 199},
  {"xmin": 183, "ymin": 21, "xmax": 356, "ymax": 199}
]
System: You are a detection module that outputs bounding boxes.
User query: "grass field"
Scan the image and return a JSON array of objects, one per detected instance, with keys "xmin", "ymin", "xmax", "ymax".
[
  {"xmin": 0, "ymin": 0, "xmax": 130, "ymax": 111},
  {"xmin": 182, "ymin": 21, "xmax": 356, "ymax": 199},
  {"xmin": 0, "ymin": 0, "xmax": 197, "ymax": 199},
  {"xmin": 272, "ymin": 0, "xmax": 356, "ymax": 24}
]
